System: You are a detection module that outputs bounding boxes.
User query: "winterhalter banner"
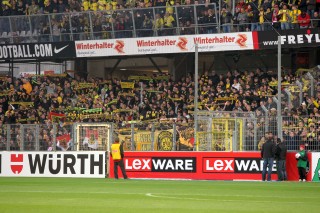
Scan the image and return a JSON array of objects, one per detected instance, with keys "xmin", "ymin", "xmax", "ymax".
[{"xmin": 75, "ymin": 32, "xmax": 254, "ymax": 57}]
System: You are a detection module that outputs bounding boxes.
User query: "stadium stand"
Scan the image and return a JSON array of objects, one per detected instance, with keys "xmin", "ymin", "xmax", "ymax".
[
  {"xmin": 0, "ymin": 0, "xmax": 319, "ymax": 152},
  {"xmin": 0, "ymin": 66, "xmax": 319, "ymax": 151},
  {"xmin": 0, "ymin": 0, "xmax": 319, "ymax": 42}
]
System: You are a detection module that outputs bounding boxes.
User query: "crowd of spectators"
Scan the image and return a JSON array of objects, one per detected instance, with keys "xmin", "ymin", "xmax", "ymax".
[
  {"xmin": 0, "ymin": 66, "xmax": 319, "ymax": 151},
  {"xmin": 0, "ymin": 0, "xmax": 320, "ymax": 42}
]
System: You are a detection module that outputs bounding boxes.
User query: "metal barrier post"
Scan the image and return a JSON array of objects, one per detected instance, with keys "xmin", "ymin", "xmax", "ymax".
[
  {"xmin": 6, "ymin": 124, "xmax": 10, "ymax": 151},
  {"xmin": 131, "ymin": 123, "xmax": 135, "ymax": 151},
  {"xmin": 173, "ymin": 123, "xmax": 176, "ymax": 151},
  {"xmin": 251, "ymin": 114, "xmax": 258, "ymax": 151},
  {"xmin": 53, "ymin": 124, "xmax": 57, "ymax": 151},
  {"xmin": 20, "ymin": 124, "xmax": 24, "ymax": 151},
  {"xmin": 234, "ymin": 118, "xmax": 238, "ymax": 151},
  {"xmin": 151, "ymin": 123, "xmax": 155, "ymax": 151},
  {"xmin": 296, "ymin": 80, "xmax": 303, "ymax": 104},
  {"xmin": 232, "ymin": 130, "xmax": 237, "ymax": 151},
  {"xmin": 306, "ymin": 72, "xmax": 314, "ymax": 97},
  {"xmin": 284, "ymin": 88, "xmax": 292, "ymax": 110},
  {"xmin": 261, "ymin": 105, "xmax": 269, "ymax": 132},
  {"xmin": 35, "ymin": 125, "xmax": 40, "ymax": 151}
]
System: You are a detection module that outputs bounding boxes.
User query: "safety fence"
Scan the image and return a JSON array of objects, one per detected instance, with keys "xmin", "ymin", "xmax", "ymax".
[
  {"xmin": 0, "ymin": 114, "xmax": 319, "ymax": 152},
  {"xmin": 0, "ymin": 123, "xmax": 112, "ymax": 152}
]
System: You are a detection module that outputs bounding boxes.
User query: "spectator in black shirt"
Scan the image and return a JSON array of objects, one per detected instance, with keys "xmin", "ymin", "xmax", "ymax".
[{"xmin": 261, "ymin": 132, "xmax": 276, "ymax": 181}]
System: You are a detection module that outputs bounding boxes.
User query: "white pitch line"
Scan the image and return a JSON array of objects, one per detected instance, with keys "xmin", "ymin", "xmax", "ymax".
[
  {"xmin": 145, "ymin": 193, "xmax": 305, "ymax": 204},
  {"xmin": 0, "ymin": 189, "xmax": 317, "ymax": 203},
  {"xmin": 146, "ymin": 193, "xmax": 210, "ymax": 201}
]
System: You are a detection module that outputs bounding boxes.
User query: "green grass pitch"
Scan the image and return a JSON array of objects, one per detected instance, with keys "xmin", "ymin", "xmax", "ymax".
[{"xmin": 0, "ymin": 178, "xmax": 319, "ymax": 213}]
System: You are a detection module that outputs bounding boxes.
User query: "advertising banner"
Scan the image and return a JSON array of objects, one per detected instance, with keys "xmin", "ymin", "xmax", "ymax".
[
  {"xmin": 75, "ymin": 32, "xmax": 254, "ymax": 57},
  {"xmin": 0, "ymin": 41, "xmax": 76, "ymax": 60},
  {"xmin": 311, "ymin": 153, "xmax": 320, "ymax": 182},
  {"xmin": 109, "ymin": 152, "xmax": 279, "ymax": 180},
  {"xmin": 253, "ymin": 28, "xmax": 320, "ymax": 49},
  {"xmin": 0, "ymin": 151, "xmax": 105, "ymax": 178}
]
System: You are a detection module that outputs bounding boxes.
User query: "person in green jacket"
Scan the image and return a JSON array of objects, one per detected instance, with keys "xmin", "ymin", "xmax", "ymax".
[{"xmin": 296, "ymin": 145, "xmax": 308, "ymax": 182}]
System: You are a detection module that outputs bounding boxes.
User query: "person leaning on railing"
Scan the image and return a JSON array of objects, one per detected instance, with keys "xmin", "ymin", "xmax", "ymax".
[
  {"xmin": 311, "ymin": 11, "xmax": 320, "ymax": 27},
  {"xmin": 220, "ymin": 7, "xmax": 233, "ymax": 33},
  {"xmin": 277, "ymin": 3, "xmax": 291, "ymax": 30},
  {"xmin": 153, "ymin": 13, "xmax": 164, "ymax": 36},
  {"xmin": 298, "ymin": 10, "xmax": 311, "ymax": 28},
  {"xmin": 291, "ymin": 4, "xmax": 301, "ymax": 29}
]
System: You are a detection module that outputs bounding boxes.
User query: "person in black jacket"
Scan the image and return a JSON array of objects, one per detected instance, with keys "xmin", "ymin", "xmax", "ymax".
[
  {"xmin": 261, "ymin": 132, "xmax": 276, "ymax": 181},
  {"xmin": 275, "ymin": 138, "xmax": 287, "ymax": 181}
]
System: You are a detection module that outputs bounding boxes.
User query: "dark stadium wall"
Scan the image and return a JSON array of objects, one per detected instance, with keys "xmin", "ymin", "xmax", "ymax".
[{"xmin": 74, "ymin": 58, "xmax": 88, "ymax": 79}]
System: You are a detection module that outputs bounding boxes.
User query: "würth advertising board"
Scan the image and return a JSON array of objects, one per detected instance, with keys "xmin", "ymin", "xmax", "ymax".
[
  {"xmin": 109, "ymin": 152, "xmax": 278, "ymax": 180},
  {"xmin": 0, "ymin": 152, "xmax": 105, "ymax": 178}
]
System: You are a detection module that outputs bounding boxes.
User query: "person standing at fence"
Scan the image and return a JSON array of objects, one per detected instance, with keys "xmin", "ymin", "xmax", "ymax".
[
  {"xmin": 111, "ymin": 137, "xmax": 128, "ymax": 179},
  {"xmin": 296, "ymin": 145, "xmax": 308, "ymax": 182},
  {"xmin": 261, "ymin": 132, "xmax": 276, "ymax": 181},
  {"xmin": 275, "ymin": 138, "xmax": 287, "ymax": 181}
]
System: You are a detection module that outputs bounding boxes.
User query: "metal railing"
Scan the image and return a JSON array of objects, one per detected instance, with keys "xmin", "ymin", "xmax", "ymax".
[
  {"xmin": 1, "ymin": 113, "xmax": 319, "ymax": 152},
  {"xmin": 0, "ymin": 3, "xmax": 218, "ymax": 43}
]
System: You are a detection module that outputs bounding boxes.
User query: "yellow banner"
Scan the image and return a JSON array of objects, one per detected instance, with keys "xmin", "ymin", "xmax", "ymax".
[
  {"xmin": 169, "ymin": 97, "xmax": 182, "ymax": 101},
  {"xmin": 17, "ymin": 118, "xmax": 36, "ymax": 122},
  {"xmin": 214, "ymin": 97, "xmax": 237, "ymax": 101},
  {"xmin": 77, "ymin": 83, "xmax": 96, "ymax": 89},
  {"xmin": 120, "ymin": 82, "xmax": 135, "ymax": 89},
  {"xmin": 29, "ymin": 73, "xmax": 67, "ymax": 77},
  {"xmin": 79, "ymin": 113, "xmax": 112, "ymax": 120},
  {"xmin": 154, "ymin": 76, "xmax": 169, "ymax": 81},
  {"xmin": 119, "ymin": 129, "xmax": 173, "ymax": 151},
  {"xmin": 128, "ymin": 76, "xmax": 152, "ymax": 81},
  {"xmin": 9, "ymin": 102, "xmax": 34, "ymax": 106},
  {"xmin": 112, "ymin": 109, "xmax": 134, "ymax": 113},
  {"xmin": 120, "ymin": 92, "xmax": 135, "ymax": 96}
]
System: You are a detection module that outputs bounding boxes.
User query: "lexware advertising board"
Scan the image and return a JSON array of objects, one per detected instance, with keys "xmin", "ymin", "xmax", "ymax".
[
  {"xmin": 0, "ymin": 152, "xmax": 105, "ymax": 178},
  {"xmin": 75, "ymin": 32, "xmax": 254, "ymax": 57},
  {"xmin": 109, "ymin": 152, "xmax": 279, "ymax": 180}
]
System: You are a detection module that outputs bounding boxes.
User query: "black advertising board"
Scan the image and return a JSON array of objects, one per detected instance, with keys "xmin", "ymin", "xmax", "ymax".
[
  {"xmin": 0, "ymin": 41, "xmax": 76, "ymax": 60},
  {"xmin": 253, "ymin": 28, "xmax": 320, "ymax": 49}
]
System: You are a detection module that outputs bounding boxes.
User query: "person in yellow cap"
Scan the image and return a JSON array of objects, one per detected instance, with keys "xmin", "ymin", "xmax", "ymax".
[{"xmin": 110, "ymin": 136, "xmax": 128, "ymax": 179}]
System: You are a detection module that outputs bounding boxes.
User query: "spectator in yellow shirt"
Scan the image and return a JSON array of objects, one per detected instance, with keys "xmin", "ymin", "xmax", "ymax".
[
  {"xmin": 259, "ymin": 7, "xmax": 265, "ymax": 31},
  {"xmin": 290, "ymin": 4, "xmax": 301, "ymax": 29},
  {"xmin": 154, "ymin": 13, "xmax": 164, "ymax": 36},
  {"xmin": 111, "ymin": 0, "xmax": 117, "ymax": 10},
  {"xmin": 277, "ymin": 4, "xmax": 291, "ymax": 30},
  {"xmin": 98, "ymin": 0, "xmax": 106, "ymax": 10},
  {"xmin": 22, "ymin": 79, "xmax": 32, "ymax": 95},
  {"xmin": 163, "ymin": 12, "xmax": 175, "ymax": 36},
  {"xmin": 90, "ymin": 0, "xmax": 98, "ymax": 11},
  {"xmin": 82, "ymin": 0, "xmax": 91, "ymax": 11}
]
